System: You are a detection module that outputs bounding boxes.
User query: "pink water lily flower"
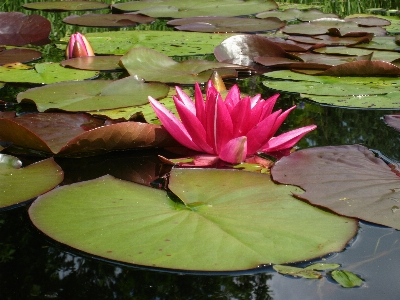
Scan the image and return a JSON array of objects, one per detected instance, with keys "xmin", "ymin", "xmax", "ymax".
[
  {"xmin": 66, "ymin": 32, "xmax": 95, "ymax": 59},
  {"xmin": 149, "ymin": 81, "xmax": 316, "ymax": 164}
]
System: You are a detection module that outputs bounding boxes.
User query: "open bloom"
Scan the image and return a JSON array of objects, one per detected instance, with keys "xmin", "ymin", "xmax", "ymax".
[
  {"xmin": 149, "ymin": 81, "xmax": 316, "ymax": 164},
  {"xmin": 66, "ymin": 32, "xmax": 95, "ymax": 59}
]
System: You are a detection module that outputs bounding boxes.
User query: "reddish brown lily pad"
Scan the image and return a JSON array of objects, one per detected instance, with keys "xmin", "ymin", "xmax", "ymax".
[
  {"xmin": 384, "ymin": 115, "xmax": 400, "ymax": 132},
  {"xmin": 256, "ymin": 8, "xmax": 338, "ymax": 22},
  {"xmin": 0, "ymin": 12, "xmax": 51, "ymax": 46},
  {"xmin": 167, "ymin": 16, "xmax": 285, "ymax": 33},
  {"xmin": 311, "ymin": 60, "xmax": 400, "ymax": 76},
  {"xmin": 0, "ymin": 112, "xmax": 176, "ymax": 156},
  {"xmin": 63, "ymin": 13, "xmax": 155, "ymax": 27},
  {"xmin": 0, "ymin": 48, "xmax": 41, "ymax": 65},
  {"xmin": 60, "ymin": 56, "xmax": 122, "ymax": 71},
  {"xmin": 288, "ymin": 33, "xmax": 374, "ymax": 46},
  {"xmin": 272, "ymin": 145, "xmax": 400, "ymax": 230},
  {"xmin": 344, "ymin": 16, "xmax": 391, "ymax": 27}
]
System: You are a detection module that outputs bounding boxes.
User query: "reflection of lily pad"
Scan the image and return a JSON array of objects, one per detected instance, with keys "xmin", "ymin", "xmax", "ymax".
[
  {"xmin": 0, "ymin": 112, "xmax": 176, "ymax": 156},
  {"xmin": 167, "ymin": 16, "xmax": 285, "ymax": 33},
  {"xmin": 0, "ymin": 62, "xmax": 99, "ymax": 84},
  {"xmin": 120, "ymin": 47, "xmax": 243, "ymax": 84},
  {"xmin": 0, "ymin": 154, "xmax": 63, "ymax": 210},
  {"xmin": 23, "ymin": 1, "xmax": 109, "ymax": 12},
  {"xmin": 272, "ymin": 145, "xmax": 400, "ymax": 230},
  {"xmin": 16, "ymin": 76, "xmax": 169, "ymax": 112},
  {"xmin": 112, "ymin": 0, "xmax": 278, "ymax": 18},
  {"xmin": 63, "ymin": 13, "xmax": 155, "ymax": 27},
  {"xmin": 60, "ymin": 30, "xmax": 235, "ymax": 56},
  {"xmin": 0, "ymin": 12, "xmax": 51, "ymax": 46},
  {"xmin": 29, "ymin": 168, "xmax": 357, "ymax": 271}
]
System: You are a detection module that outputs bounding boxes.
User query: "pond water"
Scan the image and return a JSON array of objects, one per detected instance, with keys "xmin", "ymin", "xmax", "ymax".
[{"xmin": 1, "ymin": 0, "xmax": 400, "ymax": 299}]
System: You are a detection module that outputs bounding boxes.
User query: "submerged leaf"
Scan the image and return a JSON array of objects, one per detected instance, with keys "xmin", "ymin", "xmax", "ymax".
[{"xmin": 331, "ymin": 270, "xmax": 363, "ymax": 288}]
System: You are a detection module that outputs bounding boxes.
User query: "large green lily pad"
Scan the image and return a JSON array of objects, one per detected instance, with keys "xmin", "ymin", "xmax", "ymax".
[
  {"xmin": 60, "ymin": 31, "xmax": 235, "ymax": 56},
  {"xmin": 16, "ymin": 76, "xmax": 169, "ymax": 112},
  {"xmin": 272, "ymin": 145, "xmax": 400, "ymax": 230},
  {"xmin": 112, "ymin": 0, "xmax": 278, "ymax": 18},
  {"xmin": 23, "ymin": 1, "xmax": 109, "ymax": 12},
  {"xmin": 0, "ymin": 154, "xmax": 63, "ymax": 210},
  {"xmin": 0, "ymin": 62, "xmax": 99, "ymax": 84},
  {"xmin": 29, "ymin": 168, "xmax": 357, "ymax": 271},
  {"xmin": 119, "ymin": 47, "xmax": 243, "ymax": 84},
  {"xmin": 263, "ymin": 70, "xmax": 400, "ymax": 108}
]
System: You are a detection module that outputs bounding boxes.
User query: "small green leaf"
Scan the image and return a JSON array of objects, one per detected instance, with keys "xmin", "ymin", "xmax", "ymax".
[
  {"xmin": 273, "ymin": 265, "xmax": 322, "ymax": 279},
  {"xmin": 331, "ymin": 270, "xmax": 363, "ymax": 288},
  {"xmin": 305, "ymin": 263, "xmax": 341, "ymax": 271}
]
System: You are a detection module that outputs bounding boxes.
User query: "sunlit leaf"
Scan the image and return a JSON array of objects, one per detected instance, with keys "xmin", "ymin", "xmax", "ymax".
[
  {"xmin": 29, "ymin": 169, "xmax": 357, "ymax": 271},
  {"xmin": 273, "ymin": 265, "xmax": 322, "ymax": 279},
  {"xmin": 0, "ymin": 154, "xmax": 63, "ymax": 209},
  {"xmin": 17, "ymin": 76, "xmax": 169, "ymax": 112},
  {"xmin": 331, "ymin": 270, "xmax": 363, "ymax": 288},
  {"xmin": 0, "ymin": 62, "xmax": 99, "ymax": 84},
  {"xmin": 304, "ymin": 263, "xmax": 340, "ymax": 270},
  {"xmin": 272, "ymin": 145, "xmax": 400, "ymax": 230},
  {"xmin": 60, "ymin": 56, "xmax": 122, "ymax": 71},
  {"xmin": 23, "ymin": 1, "xmax": 109, "ymax": 12}
]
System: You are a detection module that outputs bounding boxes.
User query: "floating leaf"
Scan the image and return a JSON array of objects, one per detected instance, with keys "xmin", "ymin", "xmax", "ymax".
[
  {"xmin": 63, "ymin": 13, "xmax": 155, "ymax": 27},
  {"xmin": 119, "ymin": 47, "xmax": 242, "ymax": 84},
  {"xmin": 167, "ymin": 16, "xmax": 285, "ymax": 33},
  {"xmin": 272, "ymin": 145, "xmax": 400, "ymax": 230},
  {"xmin": 0, "ymin": 154, "xmax": 63, "ymax": 209},
  {"xmin": 60, "ymin": 56, "xmax": 122, "ymax": 71},
  {"xmin": 314, "ymin": 46, "xmax": 400, "ymax": 63},
  {"xmin": 0, "ymin": 112, "xmax": 176, "ymax": 156},
  {"xmin": 288, "ymin": 33, "xmax": 374, "ymax": 46},
  {"xmin": 29, "ymin": 169, "xmax": 357, "ymax": 271},
  {"xmin": 344, "ymin": 16, "xmax": 391, "ymax": 27},
  {"xmin": 23, "ymin": 1, "xmax": 109, "ymax": 12},
  {"xmin": 256, "ymin": 8, "xmax": 338, "ymax": 21},
  {"xmin": 16, "ymin": 76, "xmax": 169, "ymax": 112},
  {"xmin": 0, "ymin": 12, "xmax": 51, "ymax": 46},
  {"xmin": 273, "ymin": 265, "xmax": 322, "ymax": 279},
  {"xmin": 112, "ymin": 0, "xmax": 278, "ymax": 18},
  {"xmin": 331, "ymin": 270, "xmax": 363, "ymax": 288},
  {"xmin": 384, "ymin": 115, "xmax": 400, "ymax": 132},
  {"xmin": 60, "ymin": 30, "xmax": 235, "ymax": 56},
  {"xmin": 0, "ymin": 48, "xmax": 41, "ymax": 65},
  {"xmin": 304, "ymin": 263, "xmax": 340, "ymax": 270},
  {"xmin": 0, "ymin": 62, "xmax": 99, "ymax": 84}
]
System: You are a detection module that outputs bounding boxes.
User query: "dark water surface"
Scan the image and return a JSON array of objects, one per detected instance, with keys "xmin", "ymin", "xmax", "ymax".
[{"xmin": 1, "ymin": 1, "xmax": 400, "ymax": 299}]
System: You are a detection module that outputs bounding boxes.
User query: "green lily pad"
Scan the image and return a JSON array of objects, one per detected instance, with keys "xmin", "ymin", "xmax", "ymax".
[
  {"xmin": 60, "ymin": 56, "xmax": 122, "ymax": 71},
  {"xmin": 119, "ymin": 47, "xmax": 242, "ymax": 84},
  {"xmin": 305, "ymin": 263, "xmax": 341, "ymax": 270},
  {"xmin": 314, "ymin": 46, "xmax": 400, "ymax": 63},
  {"xmin": 23, "ymin": 1, "xmax": 109, "ymax": 12},
  {"xmin": 60, "ymin": 30, "xmax": 235, "ymax": 56},
  {"xmin": 256, "ymin": 8, "xmax": 338, "ymax": 22},
  {"xmin": 28, "ymin": 169, "xmax": 357, "ymax": 271},
  {"xmin": 16, "ymin": 76, "xmax": 169, "ymax": 112},
  {"xmin": 63, "ymin": 13, "xmax": 155, "ymax": 27},
  {"xmin": 263, "ymin": 70, "xmax": 400, "ymax": 108},
  {"xmin": 0, "ymin": 62, "xmax": 99, "ymax": 84},
  {"xmin": 112, "ymin": 0, "xmax": 278, "ymax": 18},
  {"xmin": 0, "ymin": 154, "xmax": 63, "ymax": 209},
  {"xmin": 331, "ymin": 270, "xmax": 363, "ymax": 288},
  {"xmin": 272, "ymin": 145, "xmax": 400, "ymax": 230},
  {"xmin": 167, "ymin": 16, "xmax": 285, "ymax": 33},
  {"xmin": 273, "ymin": 265, "xmax": 322, "ymax": 279},
  {"xmin": 354, "ymin": 36, "xmax": 399, "ymax": 51}
]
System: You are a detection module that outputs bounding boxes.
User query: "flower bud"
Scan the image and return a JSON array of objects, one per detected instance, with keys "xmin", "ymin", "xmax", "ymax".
[{"xmin": 66, "ymin": 32, "xmax": 95, "ymax": 59}]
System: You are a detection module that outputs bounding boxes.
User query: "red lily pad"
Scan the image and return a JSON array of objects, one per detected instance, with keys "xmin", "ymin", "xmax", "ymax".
[
  {"xmin": 60, "ymin": 56, "xmax": 122, "ymax": 71},
  {"xmin": 0, "ymin": 154, "xmax": 64, "ymax": 210},
  {"xmin": 384, "ymin": 115, "xmax": 400, "ymax": 132},
  {"xmin": 272, "ymin": 145, "xmax": 400, "ymax": 230},
  {"xmin": 0, "ymin": 48, "xmax": 42, "ymax": 65},
  {"xmin": 0, "ymin": 112, "xmax": 176, "ymax": 156},
  {"xmin": 0, "ymin": 12, "xmax": 51, "ymax": 46},
  {"xmin": 309, "ymin": 60, "xmax": 400, "ymax": 76},
  {"xmin": 344, "ymin": 16, "xmax": 391, "ymax": 27},
  {"xmin": 63, "ymin": 13, "xmax": 155, "ymax": 27},
  {"xmin": 288, "ymin": 33, "xmax": 374, "ymax": 46},
  {"xmin": 23, "ymin": 1, "xmax": 109, "ymax": 12},
  {"xmin": 167, "ymin": 16, "xmax": 285, "ymax": 33},
  {"xmin": 214, "ymin": 34, "xmax": 292, "ymax": 68}
]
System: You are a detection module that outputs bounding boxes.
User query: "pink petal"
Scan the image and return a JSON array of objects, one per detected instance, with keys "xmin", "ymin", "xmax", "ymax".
[
  {"xmin": 269, "ymin": 105, "xmax": 296, "ymax": 138},
  {"xmin": 194, "ymin": 82, "xmax": 206, "ymax": 127},
  {"xmin": 250, "ymin": 94, "xmax": 261, "ymax": 108},
  {"xmin": 175, "ymin": 86, "xmax": 196, "ymax": 115},
  {"xmin": 174, "ymin": 97, "xmax": 214, "ymax": 154},
  {"xmin": 261, "ymin": 125, "xmax": 317, "ymax": 153},
  {"xmin": 225, "ymin": 84, "xmax": 241, "ymax": 111},
  {"xmin": 214, "ymin": 93, "xmax": 234, "ymax": 153},
  {"xmin": 219, "ymin": 136, "xmax": 247, "ymax": 164},
  {"xmin": 148, "ymin": 96, "xmax": 202, "ymax": 152},
  {"xmin": 246, "ymin": 110, "xmax": 281, "ymax": 155},
  {"xmin": 260, "ymin": 94, "xmax": 280, "ymax": 120},
  {"xmin": 230, "ymin": 96, "xmax": 251, "ymax": 137}
]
